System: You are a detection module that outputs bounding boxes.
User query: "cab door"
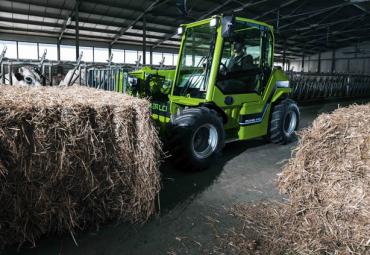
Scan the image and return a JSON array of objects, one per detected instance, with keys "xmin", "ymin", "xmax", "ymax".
[{"xmin": 211, "ymin": 19, "xmax": 274, "ymax": 140}]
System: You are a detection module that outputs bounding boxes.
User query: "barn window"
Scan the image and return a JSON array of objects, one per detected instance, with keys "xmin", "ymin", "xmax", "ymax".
[{"xmin": 18, "ymin": 42, "xmax": 38, "ymax": 60}]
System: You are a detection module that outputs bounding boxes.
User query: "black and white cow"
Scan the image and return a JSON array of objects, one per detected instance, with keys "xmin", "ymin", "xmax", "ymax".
[
  {"xmin": 59, "ymin": 68, "xmax": 86, "ymax": 86},
  {"xmin": 5, "ymin": 66, "xmax": 42, "ymax": 86}
]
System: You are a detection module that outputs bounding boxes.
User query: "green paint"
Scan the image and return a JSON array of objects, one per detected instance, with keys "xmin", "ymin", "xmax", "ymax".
[{"xmin": 124, "ymin": 15, "xmax": 293, "ymax": 142}]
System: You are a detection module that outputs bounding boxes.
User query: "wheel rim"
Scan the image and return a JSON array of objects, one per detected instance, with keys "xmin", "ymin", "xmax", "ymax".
[
  {"xmin": 283, "ymin": 111, "xmax": 297, "ymax": 137},
  {"xmin": 191, "ymin": 124, "xmax": 218, "ymax": 159}
]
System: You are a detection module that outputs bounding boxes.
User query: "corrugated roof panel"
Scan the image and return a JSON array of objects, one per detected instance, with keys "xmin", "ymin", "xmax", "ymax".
[
  {"xmin": 82, "ymin": 22, "xmax": 97, "ymax": 28},
  {"xmin": 42, "ymin": 17, "xmax": 59, "ymax": 23},
  {"xmin": 27, "ymin": 24, "xmax": 43, "ymax": 30},
  {"xmin": 12, "ymin": 13, "xmax": 28, "ymax": 20},
  {"xmin": 0, "ymin": 21, "xmax": 14, "ymax": 27},
  {"xmin": 94, "ymin": 24, "xmax": 110, "ymax": 30},
  {"xmin": 0, "ymin": 11, "xmax": 13, "ymax": 18},
  {"xmin": 0, "ymin": 1, "xmax": 12, "ymax": 9},
  {"xmin": 29, "ymin": 4, "xmax": 47, "ymax": 14},
  {"xmin": 44, "ymin": 7, "xmax": 61, "ymax": 16},
  {"xmin": 32, "ymin": 16, "xmax": 44, "ymax": 22},
  {"xmin": 40, "ymin": 26, "xmax": 60, "ymax": 32},
  {"xmin": 128, "ymin": 28, "xmax": 166, "ymax": 37},
  {"xmin": 1, "ymin": 0, "xmax": 369, "ymax": 55},
  {"xmin": 79, "ymin": 30, "xmax": 116, "ymax": 37},
  {"xmin": 10, "ymin": 2, "xmax": 28, "ymax": 10}
]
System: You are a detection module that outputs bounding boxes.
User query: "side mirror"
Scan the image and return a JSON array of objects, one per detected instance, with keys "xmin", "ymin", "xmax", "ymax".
[{"xmin": 221, "ymin": 16, "xmax": 235, "ymax": 39}]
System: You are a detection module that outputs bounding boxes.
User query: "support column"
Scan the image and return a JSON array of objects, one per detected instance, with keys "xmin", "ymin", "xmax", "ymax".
[
  {"xmin": 150, "ymin": 47, "xmax": 153, "ymax": 65},
  {"xmin": 317, "ymin": 51, "xmax": 321, "ymax": 73},
  {"xmin": 347, "ymin": 59, "xmax": 350, "ymax": 73},
  {"xmin": 37, "ymin": 43, "xmax": 40, "ymax": 60},
  {"xmin": 16, "ymin": 41, "xmax": 19, "ymax": 60},
  {"xmin": 75, "ymin": 0, "xmax": 80, "ymax": 61},
  {"xmin": 301, "ymin": 54, "xmax": 305, "ymax": 72},
  {"xmin": 143, "ymin": 15, "xmax": 147, "ymax": 65},
  {"xmin": 275, "ymin": 9, "xmax": 280, "ymax": 42},
  {"xmin": 362, "ymin": 57, "xmax": 366, "ymax": 74},
  {"xmin": 331, "ymin": 49, "xmax": 336, "ymax": 73},
  {"xmin": 57, "ymin": 41, "xmax": 61, "ymax": 61},
  {"xmin": 282, "ymin": 40, "xmax": 287, "ymax": 71}
]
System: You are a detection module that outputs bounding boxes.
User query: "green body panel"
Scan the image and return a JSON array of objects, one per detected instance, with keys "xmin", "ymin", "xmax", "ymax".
[
  {"xmin": 126, "ymin": 15, "xmax": 292, "ymax": 141},
  {"xmin": 132, "ymin": 67, "xmax": 176, "ymax": 96},
  {"xmin": 124, "ymin": 66, "xmax": 176, "ymax": 131},
  {"xmin": 169, "ymin": 96, "xmax": 207, "ymax": 108},
  {"xmin": 115, "ymin": 72, "xmax": 127, "ymax": 93},
  {"xmin": 130, "ymin": 66, "xmax": 176, "ymax": 81},
  {"xmin": 209, "ymin": 68, "xmax": 291, "ymax": 141}
]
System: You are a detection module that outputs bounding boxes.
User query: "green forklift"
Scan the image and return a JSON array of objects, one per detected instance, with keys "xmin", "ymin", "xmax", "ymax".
[{"xmin": 124, "ymin": 15, "xmax": 300, "ymax": 170}]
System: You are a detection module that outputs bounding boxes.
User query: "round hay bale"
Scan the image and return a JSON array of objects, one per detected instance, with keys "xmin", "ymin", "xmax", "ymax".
[
  {"xmin": 278, "ymin": 104, "xmax": 370, "ymax": 254},
  {"xmin": 215, "ymin": 104, "xmax": 370, "ymax": 255},
  {"xmin": 0, "ymin": 85, "xmax": 161, "ymax": 249}
]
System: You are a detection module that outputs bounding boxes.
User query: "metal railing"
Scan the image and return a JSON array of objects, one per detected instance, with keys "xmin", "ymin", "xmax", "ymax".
[
  {"xmin": 0, "ymin": 51, "xmax": 134, "ymax": 87},
  {"xmin": 288, "ymin": 72, "xmax": 370, "ymax": 101},
  {"xmin": 86, "ymin": 66, "xmax": 130, "ymax": 92}
]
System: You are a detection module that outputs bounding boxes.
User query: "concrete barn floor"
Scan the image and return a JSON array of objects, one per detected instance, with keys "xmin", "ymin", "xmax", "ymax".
[{"xmin": 4, "ymin": 99, "xmax": 369, "ymax": 255}]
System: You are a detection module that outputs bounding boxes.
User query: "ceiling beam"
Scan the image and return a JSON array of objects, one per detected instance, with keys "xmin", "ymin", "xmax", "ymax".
[
  {"xmin": 0, "ymin": 16, "xmax": 181, "ymax": 44},
  {"xmin": 226, "ymin": 0, "xmax": 269, "ymax": 13},
  {"xmin": 282, "ymin": 14, "xmax": 366, "ymax": 34},
  {"xmin": 152, "ymin": 0, "xmax": 269, "ymax": 49},
  {"xmin": 58, "ymin": 1, "xmax": 79, "ymax": 42},
  {"xmin": 0, "ymin": 26, "xmax": 180, "ymax": 49},
  {"xmin": 290, "ymin": 25, "xmax": 370, "ymax": 44},
  {"xmin": 253, "ymin": 0, "xmax": 300, "ymax": 20},
  {"xmin": 278, "ymin": 2, "xmax": 350, "ymax": 30},
  {"xmin": 7, "ymin": 0, "xmax": 181, "ymax": 20},
  {"xmin": 110, "ymin": 0, "xmax": 170, "ymax": 45},
  {"xmin": 196, "ymin": 0, "xmax": 234, "ymax": 20},
  {"xmin": 3, "ymin": 0, "xmax": 178, "ymax": 31},
  {"xmin": 0, "ymin": 9, "xmax": 175, "ymax": 36},
  {"xmin": 350, "ymin": 1, "xmax": 370, "ymax": 15}
]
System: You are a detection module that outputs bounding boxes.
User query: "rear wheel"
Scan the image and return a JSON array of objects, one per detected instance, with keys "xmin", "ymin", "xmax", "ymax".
[
  {"xmin": 269, "ymin": 99, "xmax": 300, "ymax": 144},
  {"xmin": 168, "ymin": 107, "xmax": 224, "ymax": 171}
]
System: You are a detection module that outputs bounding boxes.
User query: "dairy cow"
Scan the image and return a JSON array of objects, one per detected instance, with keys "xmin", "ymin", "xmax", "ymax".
[
  {"xmin": 5, "ymin": 66, "xmax": 42, "ymax": 86},
  {"xmin": 59, "ymin": 68, "xmax": 86, "ymax": 86}
]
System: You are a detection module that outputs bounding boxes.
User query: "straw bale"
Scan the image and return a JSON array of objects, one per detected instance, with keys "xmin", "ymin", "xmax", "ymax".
[
  {"xmin": 0, "ymin": 85, "xmax": 161, "ymax": 249},
  {"xmin": 220, "ymin": 104, "xmax": 370, "ymax": 255}
]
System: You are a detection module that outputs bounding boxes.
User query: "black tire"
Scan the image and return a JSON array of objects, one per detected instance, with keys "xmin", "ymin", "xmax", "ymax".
[
  {"xmin": 269, "ymin": 99, "xmax": 300, "ymax": 145},
  {"xmin": 167, "ymin": 107, "xmax": 225, "ymax": 171}
]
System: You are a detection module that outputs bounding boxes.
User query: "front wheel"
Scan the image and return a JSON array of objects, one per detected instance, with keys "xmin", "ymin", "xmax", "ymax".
[
  {"xmin": 168, "ymin": 107, "xmax": 225, "ymax": 171},
  {"xmin": 269, "ymin": 99, "xmax": 300, "ymax": 144}
]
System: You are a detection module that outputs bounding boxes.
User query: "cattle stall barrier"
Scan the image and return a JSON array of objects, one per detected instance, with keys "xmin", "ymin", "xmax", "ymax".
[{"xmin": 289, "ymin": 72, "xmax": 370, "ymax": 101}]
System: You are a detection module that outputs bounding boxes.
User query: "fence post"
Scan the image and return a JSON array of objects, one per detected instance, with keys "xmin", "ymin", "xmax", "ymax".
[
  {"xmin": 1, "ymin": 63, "xmax": 4, "ymax": 84},
  {"xmin": 49, "ymin": 65, "xmax": 52, "ymax": 86},
  {"xmin": 8, "ymin": 63, "xmax": 12, "ymax": 85}
]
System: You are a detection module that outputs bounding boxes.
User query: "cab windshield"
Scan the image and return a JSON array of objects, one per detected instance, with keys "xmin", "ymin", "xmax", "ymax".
[{"xmin": 173, "ymin": 22, "xmax": 216, "ymax": 99}]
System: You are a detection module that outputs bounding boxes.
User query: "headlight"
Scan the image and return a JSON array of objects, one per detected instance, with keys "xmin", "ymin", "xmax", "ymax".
[
  {"xmin": 276, "ymin": 80, "xmax": 290, "ymax": 88},
  {"xmin": 128, "ymin": 77, "xmax": 138, "ymax": 86},
  {"xmin": 177, "ymin": 27, "xmax": 184, "ymax": 35},
  {"xmin": 210, "ymin": 18, "xmax": 218, "ymax": 27}
]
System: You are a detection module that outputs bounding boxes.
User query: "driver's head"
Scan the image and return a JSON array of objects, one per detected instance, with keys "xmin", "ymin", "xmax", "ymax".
[{"xmin": 232, "ymin": 38, "xmax": 245, "ymax": 55}]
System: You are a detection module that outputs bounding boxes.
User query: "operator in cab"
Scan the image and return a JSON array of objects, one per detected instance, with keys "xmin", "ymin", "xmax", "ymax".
[
  {"xmin": 217, "ymin": 37, "xmax": 260, "ymax": 94},
  {"xmin": 225, "ymin": 38, "xmax": 254, "ymax": 73}
]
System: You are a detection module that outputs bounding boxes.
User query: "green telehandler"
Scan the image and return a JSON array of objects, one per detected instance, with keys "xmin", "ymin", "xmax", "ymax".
[{"xmin": 122, "ymin": 15, "xmax": 300, "ymax": 170}]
